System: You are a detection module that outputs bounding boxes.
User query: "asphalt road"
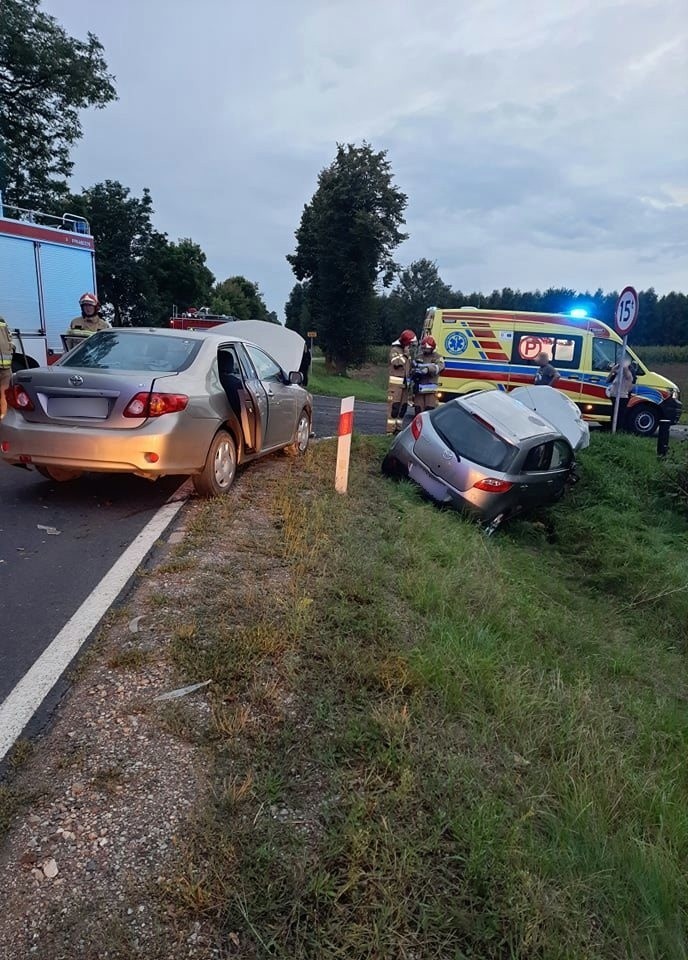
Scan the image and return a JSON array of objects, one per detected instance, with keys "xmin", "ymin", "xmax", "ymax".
[
  {"xmin": 0, "ymin": 395, "xmax": 387, "ymax": 711},
  {"xmin": 0, "ymin": 468, "xmax": 183, "ymax": 703},
  {"xmin": 312, "ymin": 394, "xmax": 387, "ymax": 438}
]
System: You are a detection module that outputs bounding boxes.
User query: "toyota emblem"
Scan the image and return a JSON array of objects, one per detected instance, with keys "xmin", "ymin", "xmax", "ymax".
[{"xmin": 69, "ymin": 375, "xmax": 84, "ymax": 386}]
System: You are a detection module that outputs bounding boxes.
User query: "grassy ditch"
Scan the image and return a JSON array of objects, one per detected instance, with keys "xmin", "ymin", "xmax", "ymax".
[
  {"xmin": 161, "ymin": 434, "xmax": 688, "ymax": 959},
  {"xmin": 308, "ymin": 357, "xmax": 387, "ymax": 402}
]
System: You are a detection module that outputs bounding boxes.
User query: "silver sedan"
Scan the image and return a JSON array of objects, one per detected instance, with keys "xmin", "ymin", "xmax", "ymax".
[{"xmin": 0, "ymin": 327, "xmax": 312, "ymax": 497}]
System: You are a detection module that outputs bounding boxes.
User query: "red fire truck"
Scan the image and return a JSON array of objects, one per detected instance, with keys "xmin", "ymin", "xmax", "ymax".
[
  {"xmin": 169, "ymin": 306, "xmax": 239, "ymax": 331},
  {"xmin": 0, "ymin": 201, "xmax": 97, "ymax": 368}
]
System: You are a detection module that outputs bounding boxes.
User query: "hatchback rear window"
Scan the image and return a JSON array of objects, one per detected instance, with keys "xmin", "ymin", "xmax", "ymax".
[
  {"xmin": 60, "ymin": 332, "xmax": 201, "ymax": 372},
  {"xmin": 430, "ymin": 402, "xmax": 515, "ymax": 470}
]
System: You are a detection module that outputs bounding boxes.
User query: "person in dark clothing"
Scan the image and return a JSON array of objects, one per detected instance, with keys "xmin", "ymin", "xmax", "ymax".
[
  {"xmin": 299, "ymin": 344, "xmax": 312, "ymax": 387},
  {"xmin": 534, "ymin": 352, "xmax": 560, "ymax": 386}
]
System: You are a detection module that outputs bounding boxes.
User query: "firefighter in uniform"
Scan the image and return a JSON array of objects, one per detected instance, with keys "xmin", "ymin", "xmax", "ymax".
[
  {"xmin": 386, "ymin": 329, "xmax": 417, "ymax": 434},
  {"xmin": 67, "ymin": 292, "xmax": 110, "ymax": 337},
  {"xmin": 0, "ymin": 315, "xmax": 13, "ymax": 420},
  {"xmin": 411, "ymin": 335, "xmax": 445, "ymax": 415}
]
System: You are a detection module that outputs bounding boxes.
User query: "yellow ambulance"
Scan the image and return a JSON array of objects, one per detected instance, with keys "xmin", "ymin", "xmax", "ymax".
[{"xmin": 423, "ymin": 307, "xmax": 681, "ymax": 436}]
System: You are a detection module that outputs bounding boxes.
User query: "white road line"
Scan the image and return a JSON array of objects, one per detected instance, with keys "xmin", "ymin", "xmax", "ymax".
[{"xmin": 0, "ymin": 495, "xmax": 185, "ymax": 763}]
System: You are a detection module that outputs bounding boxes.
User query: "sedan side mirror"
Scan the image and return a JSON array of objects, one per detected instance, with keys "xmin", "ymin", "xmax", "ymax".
[{"xmin": 288, "ymin": 371, "xmax": 304, "ymax": 385}]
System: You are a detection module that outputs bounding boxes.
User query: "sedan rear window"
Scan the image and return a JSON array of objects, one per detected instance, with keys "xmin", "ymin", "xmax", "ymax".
[
  {"xmin": 60, "ymin": 332, "xmax": 201, "ymax": 372},
  {"xmin": 430, "ymin": 402, "xmax": 515, "ymax": 471}
]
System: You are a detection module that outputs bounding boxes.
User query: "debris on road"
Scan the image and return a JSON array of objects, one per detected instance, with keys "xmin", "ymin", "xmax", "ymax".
[
  {"xmin": 128, "ymin": 615, "xmax": 144, "ymax": 634},
  {"xmin": 154, "ymin": 679, "xmax": 211, "ymax": 702},
  {"xmin": 36, "ymin": 524, "xmax": 61, "ymax": 536}
]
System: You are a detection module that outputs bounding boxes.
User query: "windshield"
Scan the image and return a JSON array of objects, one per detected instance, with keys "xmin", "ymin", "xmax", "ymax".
[
  {"xmin": 430, "ymin": 402, "xmax": 515, "ymax": 471},
  {"xmin": 592, "ymin": 338, "xmax": 646, "ymax": 375},
  {"xmin": 60, "ymin": 332, "xmax": 201, "ymax": 372}
]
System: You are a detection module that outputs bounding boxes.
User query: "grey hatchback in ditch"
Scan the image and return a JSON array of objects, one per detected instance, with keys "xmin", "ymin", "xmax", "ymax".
[
  {"xmin": 1, "ymin": 327, "xmax": 312, "ymax": 497},
  {"xmin": 382, "ymin": 391, "xmax": 577, "ymax": 529}
]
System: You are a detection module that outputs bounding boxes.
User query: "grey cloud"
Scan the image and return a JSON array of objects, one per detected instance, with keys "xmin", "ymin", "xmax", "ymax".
[{"xmin": 41, "ymin": 0, "xmax": 688, "ymax": 313}]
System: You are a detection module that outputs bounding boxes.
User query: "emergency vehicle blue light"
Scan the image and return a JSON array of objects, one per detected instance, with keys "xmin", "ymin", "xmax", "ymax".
[{"xmin": 570, "ymin": 308, "xmax": 588, "ymax": 318}]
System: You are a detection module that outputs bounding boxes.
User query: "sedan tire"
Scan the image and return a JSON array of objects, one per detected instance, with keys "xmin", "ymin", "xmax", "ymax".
[
  {"xmin": 193, "ymin": 430, "xmax": 237, "ymax": 498},
  {"xmin": 285, "ymin": 409, "xmax": 311, "ymax": 457},
  {"xmin": 35, "ymin": 465, "xmax": 84, "ymax": 482}
]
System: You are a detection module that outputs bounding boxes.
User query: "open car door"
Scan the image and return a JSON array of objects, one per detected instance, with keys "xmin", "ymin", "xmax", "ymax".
[
  {"xmin": 217, "ymin": 345, "xmax": 268, "ymax": 453},
  {"xmin": 213, "ymin": 320, "xmax": 305, "ymax": 378}
]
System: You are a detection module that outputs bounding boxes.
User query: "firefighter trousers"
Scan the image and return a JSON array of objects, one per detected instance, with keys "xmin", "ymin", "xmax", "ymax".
[{"xmin": 387, "ymin": 382, "xmax": 409, "ymax": 434}]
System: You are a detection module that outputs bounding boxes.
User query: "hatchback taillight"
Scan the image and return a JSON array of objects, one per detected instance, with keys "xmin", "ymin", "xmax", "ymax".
[
  {"xmin": 123, "ymin": 392, "xmax": 189, "ymax": 418},
  {"xmin": 410, "ymin": 415, "xmax": 423, "ymax": 440},
  {"xmin": 473, "ymin": 477, "xmax": 513, "ymax": 493},
  {"xmin": 7, "ymin": 385, "xmax": 34, "ymax": 412}
]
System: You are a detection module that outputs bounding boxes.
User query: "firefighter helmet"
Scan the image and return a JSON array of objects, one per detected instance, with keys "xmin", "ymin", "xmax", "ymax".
[
  {"xmin": 79, "ymin": 292, "xmax": 99, "ymax": 310},
  {"xmin": 421, "ymin": 335, "xmax": 436, "ymax": 351},
  {"xmin": 399, "ymin": 329, "xmax": 417, "ymax": 347}
]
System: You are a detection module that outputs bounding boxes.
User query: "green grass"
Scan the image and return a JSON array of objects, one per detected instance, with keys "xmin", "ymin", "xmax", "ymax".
[
  {"xmin": 637, "ymin": 345, "xmax": 688, "ymax": 364},
  {"xmin": 308, "ymin": 357, "xmax": 387, "ymax": 401},
  {"xmin": 159, "ymin": 434, "xmax": 688, "ymax": 958}
]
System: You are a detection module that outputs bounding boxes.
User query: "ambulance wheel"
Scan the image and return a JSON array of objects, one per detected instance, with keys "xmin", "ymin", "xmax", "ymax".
[
  {"xmin": 193, "ymin": 430, "xmax": 237, "ymax": 498},
  {"xmin": 629, "ymin": 405, "xmax": 658, "ymax": 436},
  {"xmin": 34, "ymin": 465, "xmax": 83, "ymax": 482}
]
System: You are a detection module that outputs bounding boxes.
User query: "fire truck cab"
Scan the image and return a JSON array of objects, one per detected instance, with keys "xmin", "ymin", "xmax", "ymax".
[{"xmin": 0, "ymin": 201, "xmax": 97, "ymax": 369}]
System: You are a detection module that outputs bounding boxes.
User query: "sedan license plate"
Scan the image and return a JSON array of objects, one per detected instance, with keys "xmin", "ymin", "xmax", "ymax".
[
  {"xmin": 409, "ymin": 461, "xmax": 448, "ymax": 501},
  {"xmin": 47, "ymin": 397, "xmax": 109, "ymax": 419}
]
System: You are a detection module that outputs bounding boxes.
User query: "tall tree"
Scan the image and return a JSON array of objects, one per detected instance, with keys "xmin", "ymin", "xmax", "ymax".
[
  {"xmin": 387, "ymin": 259, "xmax": 453, "ymax": 337},
  {"xmin": 145, "ymin": 236, "xmax": 215, "ymax": 324},
  {"xmin": 210, "ymin": 275, "xmax": 271, "ymax": 321},
  {"xmin": 284, "ymin": 282, "xmax": 312, "ymax": 337},
  {"xmin": 66, "ymin": 180, "xmax": 157, "ymax": 326},
  {"xmin": 287, "ymin": 142, "xmax": 407, "ymax": 371},
  {"xmin": 0, "ymin": 0, "xmax": 116, "ymax": 207}
]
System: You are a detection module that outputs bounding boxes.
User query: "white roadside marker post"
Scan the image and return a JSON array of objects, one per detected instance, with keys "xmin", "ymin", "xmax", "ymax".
[{"xmin": 335, "ymin": 396, "xmax": 355, "ymax": 494}]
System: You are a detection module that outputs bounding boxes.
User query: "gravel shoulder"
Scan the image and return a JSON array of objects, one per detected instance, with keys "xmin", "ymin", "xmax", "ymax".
[{"xmin": 0, "ymin": 509, "xmax": 218, "ymax": 960}]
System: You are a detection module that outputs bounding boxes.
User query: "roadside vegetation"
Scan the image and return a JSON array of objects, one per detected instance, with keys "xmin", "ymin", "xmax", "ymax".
[
  {"xmin": 308, "ymin": 356, "xmax": 387, "ymax": 402},
  {"xmin": 157, "ymin": 433, "xmax": 688, "ymax": 959}
]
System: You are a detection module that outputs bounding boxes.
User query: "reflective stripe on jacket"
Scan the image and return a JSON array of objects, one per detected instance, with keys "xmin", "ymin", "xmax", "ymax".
[
  {"xmin": 0, "ymin": 320, "xmax": 13, "ymax": 368},
  {"xmin": 69, "ymin": 314, "xmax": 110, "ymax": 334}
]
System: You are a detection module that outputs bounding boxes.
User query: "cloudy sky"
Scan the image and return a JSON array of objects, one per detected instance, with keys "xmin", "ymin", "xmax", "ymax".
[{"xmin": 45, "ymin": 0, "xmax": 687, "ymax": 315}]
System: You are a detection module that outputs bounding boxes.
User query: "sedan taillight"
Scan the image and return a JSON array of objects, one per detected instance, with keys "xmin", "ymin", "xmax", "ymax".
[
  {"xmin": 473, "ymin": 477, "xmax": 513, "ymax": 493},
  {"xmin": 6, "ymin": 385, "xmax": 35, "ymax": 412},
  {"xmin": 123, "ymin": 392, "xmax": 189, "ymax": 418}
]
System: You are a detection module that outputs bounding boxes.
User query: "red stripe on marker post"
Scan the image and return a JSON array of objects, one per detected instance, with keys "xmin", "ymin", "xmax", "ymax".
[
  {"xmin": 335, "ymin": 396, "xmax": 355, "ymax": 494},
  {"xmin": 338, "ymin": 410, "xmax": 354, "ymax": 436}
]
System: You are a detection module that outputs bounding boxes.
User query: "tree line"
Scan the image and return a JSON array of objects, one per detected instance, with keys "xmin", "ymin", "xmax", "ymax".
[
  {"xmin": 63, "ymin": 180, "xmax": 278, "ymax": 326},
  {"xmin": 2, "ymin": 0, "xmax": 686, "ymax": 355},
  {"xmin": 286, "ymin": 259, "xmax": 687, "ymax": 355}
]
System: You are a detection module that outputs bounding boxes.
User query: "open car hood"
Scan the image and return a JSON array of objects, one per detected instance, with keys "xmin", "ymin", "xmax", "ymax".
[
  {"xmin": 212, "ymin": 320, "xmax": 305, "ymax": 376},
  {"xmin": 510, "ymin": 386, "xmax": 590, "ymax": 451}
]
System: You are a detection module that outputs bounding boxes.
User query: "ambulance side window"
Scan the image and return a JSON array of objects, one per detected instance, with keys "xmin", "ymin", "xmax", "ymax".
[{"xmin": 512, "ymin": 334, "xmax": 582, "ymax": 369}]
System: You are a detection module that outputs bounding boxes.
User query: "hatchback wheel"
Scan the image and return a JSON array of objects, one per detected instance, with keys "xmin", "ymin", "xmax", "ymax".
[
  {"xmin": 193, "ymin": 430, "xmax": 237, "ymax": 498},
  {"xmin": 285, "ymin": 410, "xmax": 311, "ymax": 456}
]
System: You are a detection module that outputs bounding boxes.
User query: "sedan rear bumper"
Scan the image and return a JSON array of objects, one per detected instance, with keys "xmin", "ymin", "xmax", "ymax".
[{"xmin": 0, "ymin": 410, "xmax": 215, "ymax": 477}]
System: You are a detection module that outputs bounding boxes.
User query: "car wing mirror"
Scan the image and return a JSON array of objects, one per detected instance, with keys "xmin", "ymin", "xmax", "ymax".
[{"xmin": 289, "ymin": 371, "xmax": 304, "ymax": 385}]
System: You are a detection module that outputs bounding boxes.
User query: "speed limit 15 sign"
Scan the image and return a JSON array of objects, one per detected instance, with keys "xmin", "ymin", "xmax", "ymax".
[{"xmin": 615, "ymin": 286, "xmax": 639, "ymax": 337}]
